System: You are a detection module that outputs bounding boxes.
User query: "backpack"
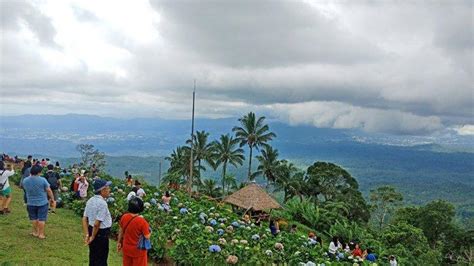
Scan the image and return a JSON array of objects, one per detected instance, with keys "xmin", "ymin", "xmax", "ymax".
[
  {"xmin": 0, "ymin": 170, "xmax": 6, "ymax": 190},
  {"xmin": 46, "ymin": 171, "xmax": 60, "ymax": 190}
]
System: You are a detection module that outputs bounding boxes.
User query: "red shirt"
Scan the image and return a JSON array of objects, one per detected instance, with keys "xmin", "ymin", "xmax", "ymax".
[
  {"xmin": 73, "ymin": 177, "xmax": 80, "ymax": 192},
  {"xmin": 120, "ymin": 213, "xmax": 151, "ymax": 257},
  {"xmin": 352, "ymin": 248, "xmax": 363, "ymax": 257}
]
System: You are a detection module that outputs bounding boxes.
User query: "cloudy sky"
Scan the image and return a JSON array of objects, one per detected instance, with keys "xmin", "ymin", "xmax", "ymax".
[{"xmin": 0, "ymin": 0, "xmax": 473, "ymax": 135}]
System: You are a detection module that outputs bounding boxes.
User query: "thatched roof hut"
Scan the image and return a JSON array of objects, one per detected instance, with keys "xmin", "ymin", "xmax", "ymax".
[{"xmin": 223, "ymin": 182, "xmax": 281, "ymax": 211}]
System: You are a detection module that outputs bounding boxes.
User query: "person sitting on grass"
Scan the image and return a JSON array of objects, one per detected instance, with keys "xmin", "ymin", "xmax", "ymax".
[
  {"xmin": 0, "ymin": 161, "xmax": 15, "ymax": 214},
  {"xmin": 269, "ymin": 219, "xmax": 280, "ymax": 236},
  {"xmin": 22, "ymin": 165, "xmax": 56, "ymax": 239},
  {"xmin": 328, "ymin": 236, "xmax": 339, "ymax": 260},
  {"xmin": 117, "ymin": 197, "xmax": 151, "ymax": 266},
  {"xmin": 308, "ymin": 232, "xmax": 318, "ymax": 245},
  {"xmin": 290, "ymin": 224, "xmax": 297, "ymax": 233},
  {"xmin": 352, "ymin": 243, "xmax": 363, "ymax": 257},
  {"xmin": 254, "ymin": 213, "xmax": 264, "ymax": 227},
  {"xmin": 389, "ymin": 255, "xmax": 398, "ymax": 266},
  {"xmin": 365, "ymin": 248, "xmax": 377, "ymax": 262}
]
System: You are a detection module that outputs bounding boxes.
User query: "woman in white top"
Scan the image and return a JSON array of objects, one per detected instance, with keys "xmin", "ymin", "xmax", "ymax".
[
  {"xmin": 0, "ymin": 161, "xmax": 15, "ymax": 214},
  {"xmin": 134, "ymin": 180, "xmax": 146, "ymax": 198},
  {"xmin": 389, "ymin": 255, "xmax": 398, "ymax": 266},
  {"xmin": 328, "ymin": 236, "xmax": 339, "ymax": 260}
]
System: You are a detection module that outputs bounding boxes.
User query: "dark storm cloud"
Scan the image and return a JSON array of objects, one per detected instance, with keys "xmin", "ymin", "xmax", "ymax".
[{"xmin": 150, "ymin": 0, "xmax": 385, "ymax": 67}]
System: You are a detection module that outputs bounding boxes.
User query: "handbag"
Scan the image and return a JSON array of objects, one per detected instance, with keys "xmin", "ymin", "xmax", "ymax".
[
  {"xmin": 137, "ymin": 230, "xmax": 152, "ymax": 250},
  {"xmin": 123, "ymin": 214, "xmax": 152, "ymax": 250}
]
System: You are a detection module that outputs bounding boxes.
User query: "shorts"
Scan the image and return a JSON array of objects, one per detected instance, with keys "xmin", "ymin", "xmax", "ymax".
[
  {"xmin": 52, "ymin": 189, "xmax": 59, "ymax": 201},
  {"xmin": 27, "ymin": 204, "xmax": 49, "ymax": 221},
  {"xmin": 0, "ymin": 187, "xmax": 11, "ymax": 198}
]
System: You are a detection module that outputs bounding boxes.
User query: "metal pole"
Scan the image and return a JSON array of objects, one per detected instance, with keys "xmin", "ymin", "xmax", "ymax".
[
  {"xmin": 188, "ymin": 79, "xmax": 196, "ymax": 194},
  {"xmin": 158, "ymin": 159, "xmax": 162, "ymax": 186}
]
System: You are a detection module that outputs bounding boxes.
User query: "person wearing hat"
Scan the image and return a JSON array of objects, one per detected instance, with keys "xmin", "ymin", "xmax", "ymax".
[{"xmin": 82, "ymin": 179, "xmax": 112, "ymax": 266}]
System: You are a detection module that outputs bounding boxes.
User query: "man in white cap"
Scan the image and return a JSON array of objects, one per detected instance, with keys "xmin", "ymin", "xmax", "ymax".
[{"xmin": 82, "ymin": 179, "xmax": 112, "ymax": 266}]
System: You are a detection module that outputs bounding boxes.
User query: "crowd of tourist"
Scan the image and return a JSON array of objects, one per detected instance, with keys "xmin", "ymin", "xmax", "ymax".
[{"xmin": 0, "ymin": 154, "xmax": 151, "ymax": 266}]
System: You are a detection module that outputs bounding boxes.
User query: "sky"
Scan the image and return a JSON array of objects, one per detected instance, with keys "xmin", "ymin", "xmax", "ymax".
[{"xmin": 0, "ymin": 0, "xmax": 473, "ymax": 136}]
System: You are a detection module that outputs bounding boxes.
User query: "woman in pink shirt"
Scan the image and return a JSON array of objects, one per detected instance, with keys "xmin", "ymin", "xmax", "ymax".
[{"xmin": 76, "ymin": 175, "xmax": 89, "ymax": 199}]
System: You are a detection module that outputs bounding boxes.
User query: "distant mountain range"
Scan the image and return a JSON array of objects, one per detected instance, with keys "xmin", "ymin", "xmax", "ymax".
[{"xmin": 1, "ymin": 114, "xmax": 473, "ymax": 222}]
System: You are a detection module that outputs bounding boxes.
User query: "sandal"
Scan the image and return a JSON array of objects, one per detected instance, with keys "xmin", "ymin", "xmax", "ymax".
[
  {"xmin": 38, "ymin": 235, "xmax": 46, "ymax": 239},
  {"xmin": 30, "ymin": 232, "xmax": 39, "ymax": 237}
]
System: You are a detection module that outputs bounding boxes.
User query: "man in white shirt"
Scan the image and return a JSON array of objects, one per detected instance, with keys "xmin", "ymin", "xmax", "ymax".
[{"xmin": 82, "ymin": 179, "xmax": 112, "ymax": 266}]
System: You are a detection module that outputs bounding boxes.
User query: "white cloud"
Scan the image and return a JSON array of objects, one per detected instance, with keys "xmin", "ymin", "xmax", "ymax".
[
  {"xmin": 454, "ymin": 125, "xmax": 474, "ymax": 136},
  {"xmin": 271, "ymin": 101, "xmax": 442, "ymax": 135}
]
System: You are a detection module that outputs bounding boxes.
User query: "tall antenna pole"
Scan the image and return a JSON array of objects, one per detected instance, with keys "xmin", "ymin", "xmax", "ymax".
[
  {"xmin": 158, "ymin": 159, "xmax": 162, "ymax": 186},
  {"xmin": 188, "ymin": 79, "xmax": 196, "ymax": 194}
]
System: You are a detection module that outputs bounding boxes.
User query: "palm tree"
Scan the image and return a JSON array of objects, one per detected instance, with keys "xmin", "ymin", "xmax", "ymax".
[
  {"xmin": 186, "ymin": 130, "xmax": 215, "ymax": 180},
  {"xmin": 165, "ymin": 146, "xmax": 188, "ymax": 177},
  {"xmin": 165, "ymin": 146, "xmax": 203, "ymax": 189},
  {"xmin": 223, "ymin": 174, "xmax": 238, "ymax": 194},
  {"xmin": 213, "ymin": 134, "xmax": 245, "ymax": 195},
  {"xmin": 199, "ymin": 179, "xmax": 222, "ymax": 198},
  {"xmin": 232, "ymin": 112, "xmax": 276, "ymax": 181},
  {"xmin": 255, "ymin": 145, "xmax": 281, "ymax": 187},
  {"xmin": 273, "ymin": 160, "xmax": 305, "ymax": 203}
]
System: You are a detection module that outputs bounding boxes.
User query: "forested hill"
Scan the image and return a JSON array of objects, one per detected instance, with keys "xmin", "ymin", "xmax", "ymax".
[{"xmin": 1, "ymin": 114, "xmax": 473, "ymax": 226}]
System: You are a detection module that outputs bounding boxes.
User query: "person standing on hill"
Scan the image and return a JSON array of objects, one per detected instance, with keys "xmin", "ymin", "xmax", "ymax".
[
  {"xmin": 117, "ymin": 197, "xmax": 151, "ymax": 266},
  {"xmin": 22, "ymin": 165, "xmax": 55, "ymax": 239},
  {"xmin": 161, "ymin": 191, "xmax": 171, "ymax": 211},
  {"xmin": 44, "ymin": 164, "xmax": 62, "ymax": 213},
  {"xmin": 0, "ymin": 161, "xmax": 15, "ymax": 214},
  {"xmin": 126, "ymin": 175, "xmax": 133, "ymax": 187},
  {"xmin": 77, "ymin": 171, "xmax": 89, "ymax": 200},
  {"xmin": 20, "ymin": 156, "xmax": 33, "ymax": 204},
  {"xmin": 82, "ymin": 179, "xmax": 113, "ymax": 266}
]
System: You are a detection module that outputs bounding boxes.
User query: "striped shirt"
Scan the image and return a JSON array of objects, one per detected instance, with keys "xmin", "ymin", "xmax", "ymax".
[{"xmin": 83, "ymin": 195, "xmax": 112, "ymax": 228}]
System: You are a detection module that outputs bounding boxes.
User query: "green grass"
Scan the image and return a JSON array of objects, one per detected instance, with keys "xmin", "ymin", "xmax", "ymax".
[{"xmin": 0, "ymin": 185, "xmax": 123, "ymax": 265}]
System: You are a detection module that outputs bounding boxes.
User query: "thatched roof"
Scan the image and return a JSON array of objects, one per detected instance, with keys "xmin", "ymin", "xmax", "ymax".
[{"xmin": 223, "ymin": 183, "xmax": 281, "ymax": 211}]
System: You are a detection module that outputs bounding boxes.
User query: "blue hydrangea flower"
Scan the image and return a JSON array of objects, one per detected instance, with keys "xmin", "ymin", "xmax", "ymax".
[
  {"xmin": 210, "ymin": 219, "xmax": 217, "ymax": 226},
  {"xmin": 154, "ymin": 192, "xmax": 160, "ymax": 197},
  {"xmin": 251, "ymin": 234, "xmax": 260, "ymax": 241},
  {"xmin": 180, "ymin": 208, "xmax": 188, "ymax": 214},
  {"xmin": 150, "ymin": 198, "xmax": 157, "ymax": 205},
  {"xmin": 208, "ymin": 244, "xmax": 221, "ymax": 253},
  {"xmin": 106, "ymin": 197, "xmax": 115, "ymax": 203},
  {"xmin": 231, "ymin": 221, "xmax": 240, "ymax": 228},
  {"xmin": 217, "ymin": 229, "xmax": 225, "ymax": 236}
]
